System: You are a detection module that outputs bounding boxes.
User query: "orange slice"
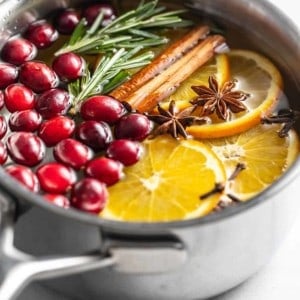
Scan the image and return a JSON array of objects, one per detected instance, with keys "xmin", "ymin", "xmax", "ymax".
[
  {"xmin": 186, "ymin": 49, "xmax": 283, "ymax": 138},
  {"xmin": 203, "ymin": 124, "xmax": 299, "ymax": 200},
  {"xmin": 101, "ymin": 135, "xmax": 226, "ymax": 222}
]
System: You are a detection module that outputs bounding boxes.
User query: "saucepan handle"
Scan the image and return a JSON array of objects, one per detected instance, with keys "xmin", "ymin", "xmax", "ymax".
[
  {"xmin": 0, "ymin": 191, "xmax": 115, "ymax": 300},
  {"xmin": 0, "ymin": 190, "xmax": 187, "ymax": 300}
]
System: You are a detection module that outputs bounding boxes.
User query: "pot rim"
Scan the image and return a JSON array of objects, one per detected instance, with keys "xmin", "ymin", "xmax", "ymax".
[{"xmin": 0, "ymin": 0, "xmax": 299, "ymax": 233}]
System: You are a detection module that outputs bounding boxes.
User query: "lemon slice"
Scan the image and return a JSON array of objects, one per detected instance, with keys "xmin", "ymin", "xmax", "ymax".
[
  {"xmin": 187, "ymin": 49, "xmax": 283, "ymax": 138},
  {"xmin": 101, "ymin": 136, "xmax": 226, "ymax": 222},
  {"xmin": 204, "ymin": 124, "xmax": 299, "ymax": 200},
  {"xmin": 159, "ymin": 53, "xmax": 230, "ymax": 110}
]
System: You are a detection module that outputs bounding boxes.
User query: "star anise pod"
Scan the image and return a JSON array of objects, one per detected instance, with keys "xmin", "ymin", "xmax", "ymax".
[
  {"xmin": 146, "ymin": 100, "xmax": 209, "ymax": 139},
  {"xmin": 190, "ymin": 75, "xmax": 250, "ymax": 120},
  {"xmin": 261, "ymin": 109, "xmax": 300, "ymax": 138}
]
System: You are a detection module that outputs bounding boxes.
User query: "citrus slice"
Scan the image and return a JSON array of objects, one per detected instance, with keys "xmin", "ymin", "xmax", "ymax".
[
  {"xmin": 203, "ymin": 124, "xmax": 299, "ymax": 200},
  {"xmin": 101, "ymin": 135, "xmax": 226, "ymax": 222},
  {"xmin": 186, "ymin": 49, "xmax": 283, "ymax": 138},
  {"xmin": 159, "ymin": 53, "xmax": 230, "ymax": 110}
]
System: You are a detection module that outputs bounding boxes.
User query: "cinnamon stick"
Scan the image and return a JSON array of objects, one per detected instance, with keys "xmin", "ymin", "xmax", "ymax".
[
  {"xmin": 127, "ymin": 35, "xmax": 226, "ymax": 112},
  {"xmin": 110, "ymin": 25, "xmax": 210, "ymax": 100}
]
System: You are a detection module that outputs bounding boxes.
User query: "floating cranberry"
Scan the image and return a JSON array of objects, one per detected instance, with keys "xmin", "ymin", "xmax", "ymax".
[
  {"xmin": 106, "ymin": 139, "xmax": 142, "ymax": 166},
  {"xmin": 0, "ymin": 91, "xmax": 4, "ymax": 110},
  {"xmin": 53, "ymin": 138, "xmax": 92, "ymax": 170},
  {"xmin": 0, "ymin": 141, "xmax": 8, "ymax": 164},
  {"xmin": 35, "ymin": 88, "xmax": 70, "ymax": 119},
  {"xmin": 37, "ymin": 162, "xmax": 76, "ymax": 194},
  {"xmin": 0, "ymin": 63, "xmax": 19, "ymax": 89},
  {"xmin": 9, "ymin": 110, "xmax": 42, "ymax": 132},
  {"xmin": 6, "ymin": 132, "xmax": 45, "ymax": 166},
  {"xmin": 1, "ymin": 37, "xmax": 37, "ymax": 65},
  {"xmin": 85, "ymin": 157, "xmax": 123, "ymax": 186},
  {"xmin": 71, "ymin": 178, "xmax": 108, "ymax": 214},
  {"xmin": 114, "ymin": 113, "xmax": 152, "ymax": 141},
  {"xmin": 80, "ymin": 95, "xmax": 126, "ymax": 124},
  {"xmin": 52, "ymin": 52, "xmax": 85, "ymax": 82},
  {"xmin": 4, "ymin": 84, "xmax": 35, "ymax": 113},
  {"xmin": 55, "ymin": 9, "xmax": 81, "ymax": 34},
  {"xmin": 38, "ymin": 116, "xmax": 75, "ymax": 147},
  {"xmin": 76, "ymin": 120, "xmax": 112, "ymax": 151},
  {"xmin": 43, "ymin": 193, "xmax": 70, "ymax": 208},
  {"xmin": 19, "ymin": 61, "xmax": 58, "ymax": 93},
  {"xmin": 0, "ymin": 116, "xmax": 7, "ymax": 139},
  {"xmin": 5, "ymin": 164, "xmax": 39, "ymax": 192},
  {"xmin": 83, "ymin": 4, "xmax": 115, "ymax": 25},
  {"xmin": 24, "ymin": 20, "xmax": 58, "ymax": 49}
]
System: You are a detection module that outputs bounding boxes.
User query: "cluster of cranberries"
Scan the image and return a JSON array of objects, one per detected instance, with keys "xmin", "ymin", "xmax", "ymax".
[{"xmin": 0, "ymin": 3, "xmax": 153, "ymax": 214}]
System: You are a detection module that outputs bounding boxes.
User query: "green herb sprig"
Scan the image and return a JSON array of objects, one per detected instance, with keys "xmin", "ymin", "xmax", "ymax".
[{"xmin": 55, "ymin": 0, "xmax": 191, "ymax": 56}]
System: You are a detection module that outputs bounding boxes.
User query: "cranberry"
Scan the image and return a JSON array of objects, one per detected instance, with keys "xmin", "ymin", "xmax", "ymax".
[
  {"xmin": 0, "ymin": 116, "xmax": 7, "ymax": 139},
  {"xmin": 76, "ymin": 120, "xmax": 112, "ymax": 151},
  {"xmin": 24, "ymin": 20, "xmax": 58, "ymax": 49},
  {"xmin": 106, "ymin": 139, "xmax": 143, "ymax": 166},
  {"xmin": 71, "ymin": 178, "xmax": 108, "ymax": 214},
  {"xmin": 0, "ymin": 141, "xmax": 8, "ymax": 164},
  {"xmin": 4, "ymin": 84, "xmax": 35, "ymax": 113},
  {"xmin": 5, "ymin": 164, "xmax": 39, "ymax": 192},
  {"xmin": 6, "ymin": 132, "xmax": 45, "ymax": 166},
  {"xmin": 52, "ymin": 52, "xmax": 85, "ymax": 82},
  {"xmin": 55, "ymin": 9, "xmax": 81, "ymax": 34},
  {"xmin": 1, "ymin": 37, "xmax": 37, "ymax": 65},
  {"xmin": 19, "ymin": 61, "xmax": 59, "ymax": 93},
  {"xmin": 37, "ymin": 162, "xmax": 76, "ymax": 194},
  {"xmin": 80, "ymin": 95, "xmax": 126, "ymax": 124},
  {"xmin": 83, "ymin": 4, "xmax": 115, "ymax": 25},
  {"xmin": 38, "ymin": 116, "xmax": 75, "ymax": 147},
  {"xmin": 35, "ymin": 88, "xmax": 70, "ymax": 119},
  {"xmin": 0, "ymin": 91, "xmax": 4, "ymax": 110},
  {"xmin": 9, "ymin": 110, "xmax": 42, "ymax": 132},
  {"xmin": 0, "ymin": 63, "xmax": 19, "ymax": 89},
  {"xmin": 85, "ymin": 157, "xmax": 123, "ymax": 186},
  {"xmin": 114, "ymin": 113, "xmax": 152, "ymax": 141},
  {"xmin": 53, "ymin": 138, "xmax": 92, "ymax": 170},
  {"xmin": 43, "ymin": 193, "xmax": 70, "ymax": 208}
]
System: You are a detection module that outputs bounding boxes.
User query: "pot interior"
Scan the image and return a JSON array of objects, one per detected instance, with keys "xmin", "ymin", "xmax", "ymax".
[{"xmin": 0, "ymin": 0, "xmax": 299, "ymax": 230}]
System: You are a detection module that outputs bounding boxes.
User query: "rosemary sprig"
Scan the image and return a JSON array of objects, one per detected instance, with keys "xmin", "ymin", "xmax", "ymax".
[
  {"xmin": 55, "ymin": 0, "xmax": 191, "ymax": 56},
  {"xmin": 69, "ymin": 47, "xmax": 155, "ymax": 112}
]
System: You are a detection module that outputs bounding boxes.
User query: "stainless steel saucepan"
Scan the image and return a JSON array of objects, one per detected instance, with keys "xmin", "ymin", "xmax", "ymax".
[{"xmin": 0, "ymin": 0, "xmax": 299, "ymax": 299}]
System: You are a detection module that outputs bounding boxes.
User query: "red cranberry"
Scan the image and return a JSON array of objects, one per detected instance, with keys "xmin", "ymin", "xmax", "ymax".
[
  {"xmin": 5, "ymin": 164, "xmax": 39, "ymax": 192},
  {"xmin": 71, "ymin": 178, "xmax": 108, "ymax": 214},
  {"xmin": 43, "ymin": 193, "xmax": 70, "ymax": 208},
  {"xmin": 106, "ymin": 139, "xmax": 143, "ymax": 166},
  {"xmin": 52, "ymin": 52, "xmax": 84, "ymax": 82},
  {"xmin": 6, "ymin": 132, "xmax": 45, "ymax": 166},
  {"xmin": 19, "ymin": 61, "xmax": 58, "ymax": 93},
  {"xmin": 38, "ymin": 116, "xmax": 75, "ymax": 147},
  {"xmin": 85, "ymin": 157, "xmax": 123, "ymax": 186},
  {"xmin": 114, "ymin": 113, "xmax": 152, "ymax": 141},
  {"xmin": 37, "ymin": 162, "xmax": 76, "ymax": 194},
  {"xmin": 55, "ymin": 9, "xmax": 81, "ymax": 34},
  {"xmin": 83, "ymin": 4, "xmax": 115, "ymax": 25},
  {"xmin": 0, "ymin": 116, "xmax": 7, "ymax": 139},
  {"xmin": 80, "ymin": 95, "xmax": 126, "ymax": 124},
  {"xmin": 0, "ymin": 91, "xmax": 4, "ymax": 110},
  {"xmin": 9, "ymin": 110, "xmax": 42, "ymax": 132},
  {"xmin": 0, "ymin": 63, "xmax": 19, "ymax": 89},
  {"xmin": 4, "ymin": 84, "xmax": 35, "ymax": 112},
  {"xmin": 0, "ymin": 141, "xmax": 8, "ymax": 164},
  {"xmin": 24, "ymin": 20, "xmax": 58, "ymax": 49},
  {"xmin": 1, "ymin": 37, "xmax": 37, "ymax": 65},
  {"xmin": 53, "ymin": 138, "xmax": 92, "ymax": 170},
  {"xmin": 76, "ymin": 120, "xmax": 112, "ymax": 151},
  {"xmin": 35, "ymin": 88, "xmax": 70, "ymax": 119}
]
